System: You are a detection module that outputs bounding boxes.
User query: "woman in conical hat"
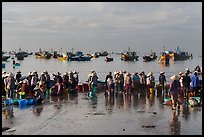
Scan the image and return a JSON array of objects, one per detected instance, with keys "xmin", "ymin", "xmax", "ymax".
[{"xmin": 169, "ymin": 74, "xmax": 180, "ymax": 110}]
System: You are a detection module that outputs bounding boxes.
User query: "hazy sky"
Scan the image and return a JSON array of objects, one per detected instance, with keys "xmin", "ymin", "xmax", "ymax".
[{"xmin": 2, "ymin": 2, "xmax": 202, "ymax": 55}]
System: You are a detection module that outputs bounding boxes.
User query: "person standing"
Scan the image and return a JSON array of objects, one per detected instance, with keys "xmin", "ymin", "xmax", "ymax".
[
  {"xmin": 182, "ymin": 70, "xmax": 191, "ymax": 103},
  {"xmin": 105, "ymin": 72, "xmax": 114, "ymax": 95},
  {"xmin": 6, "ymin": 73, "xmax": 16, "ymax": 99},
  {"xmin": 124, "ymin": 72, "xmax": 132, "ymax": 94},
  {"xmin": 190, "ymin": 71, "xmax": 200, "ymax": 96},
  {"xmin": 132, "ymin": 72, "xmax": 140, "ymax": 92},
  {"xmin": 15, "ymin": 71, "xmax": 22, "ymax": 83},
  {"xmin": 91, "ymin": 71, "xmax": 98, "ymax": 92},
  {"xmin": 159, "ymin": 72, "xmax": 167, "ymax": 93},
  {"xmin": 169, "ymin": 75, "xmax": 180, "ymax": 110}
]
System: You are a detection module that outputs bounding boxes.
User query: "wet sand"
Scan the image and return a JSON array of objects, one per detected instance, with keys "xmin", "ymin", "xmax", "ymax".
[{"xmin": 2, "ymin": 91, "xmax": 202, "ymax": 135}]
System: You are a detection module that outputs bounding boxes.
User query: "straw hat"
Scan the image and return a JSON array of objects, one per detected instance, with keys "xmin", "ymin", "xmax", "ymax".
[
  {"xmin": 170, "ymin": 75, "xmax": 179, "ymax": 81},
  {"xmin": 23, "ymin": 80, "xmax": 27, "ymax": 83},
  {"xmin": 57, "ymin": 72, "xmax": 61, "ymax": 75},
  {"xmin": 33, "ymin": 86, "xmax": 40, "ymax": 90},
  {"xmin": 194, "ymin": 71, "xmax": 198, "ymax": 75},
  {"xmin": 31, "ymin": 72, "xmax": 35, "ymax": 75},
  {"xmin": 27, "ymin": 72, "xmax": 32, "ymax": 75},
  {"xmin": 126, "ymin": 72, "xmax": 131, "ymax": 76},
  {"xmin": 17, "ymin": 70, "xmax": 21, "ymax": 73},
  {"xmin": 43, "ymin": 71, "xmax": 48, "ymax": 74},
  {"xmin": 147, "ymin": 72, "xmax": 153, "ymax": 77},
  {"xmin": 2, "ymin": 71, "xmax": 6, "ymax": 74},
  {"xmin": 160, "ymin": 71, "xmax": 165, "ymax": 74},
  {"xmin": 92, "ymin": 71, "xmax": 97, "ymax": 76},
  {"xmin": 90, "ymin": 70, "xmax": 94, "ymax": 73},
  {"xmin": 178, "ymin": 72, "xmax": 183, "ymax": 75}
]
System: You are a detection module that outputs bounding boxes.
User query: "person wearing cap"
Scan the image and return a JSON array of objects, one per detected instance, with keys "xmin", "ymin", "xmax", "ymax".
[
  {"xmin": 169, "ymin": 75, "xmax": 180, "ymax": 110},
  {"xmin": 159, "ymin": 72, "xmax": 166, "ymax": 93},
  {"xmin": 190, "ymin": 71, "xmax": 200, "ymax": 96}
]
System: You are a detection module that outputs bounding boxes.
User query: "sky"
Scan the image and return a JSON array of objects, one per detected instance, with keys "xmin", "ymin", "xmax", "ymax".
[{"xmin": 2, "ymin": 2, "xmax": 202, "ymax": 56}]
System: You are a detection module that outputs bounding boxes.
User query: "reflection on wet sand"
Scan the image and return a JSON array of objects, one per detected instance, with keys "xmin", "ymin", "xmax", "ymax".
[
  {"xmin": 170, "ymin": 110, "xmax": 181, "ymax": 135},
  {"xmin": 2, "ymin": 90, "xmax": 202, "ymax": 135},
  {"xmin": 33, "ymin": 104, "xmax": 44, "ymax": 116}
]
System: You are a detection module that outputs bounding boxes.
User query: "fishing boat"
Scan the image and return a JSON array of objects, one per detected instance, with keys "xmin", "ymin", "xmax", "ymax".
[
  {"xmin": 121, "ymin": 47, "xmax": 139, "ymax": 61},
  {"xmin": 35, "ymin": 51, "xmax": 52, "ymax": 59},
  {"xmin": 68, "ymin": 51, "xmax": 92, "ymax": 61},
  {"xmin": 2, "ymin": 55, "xmax": 10, "ymax": 61},
  {"xmin": 99, "ymin": 51, "xmax": 108, "ymax": 56},
  {"xmin": 105, "ymin": 57, "xmax": 113, "ymax": 62},
  {"xmin": 143, "ymin": 51, "xmax": 157, "ymax": 62},
  {"xmin": 15, "ymin": 52, "xmax": 25, "ymax": 60},
  {"xmin": 58, "ymin": 53, "xmax": 68, "ymax": 60},
  {"xmin": 69, "ymin": 56, "xmax": 92, "ymax": 61},
  {"xmin": 170, "ymin": 46, "xmax": 193, "ymax": 61},
  {"xmin": 158, "ymin": 51, "xmax": 170, "ymax": 65}
]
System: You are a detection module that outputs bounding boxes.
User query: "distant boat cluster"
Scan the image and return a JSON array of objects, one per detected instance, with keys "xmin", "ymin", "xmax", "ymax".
[{"xmin": 2, "ymin": 46, "xmax": 193, "ymax": 65}]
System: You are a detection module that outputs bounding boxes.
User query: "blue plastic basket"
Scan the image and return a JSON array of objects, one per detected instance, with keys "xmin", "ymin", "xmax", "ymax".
[
  {"xmin": 18, "ymin": 99, "xmax": 28, "ymax": 106},
  {"xmin": 33, "ymin": 99, "xmax": 38, "ymax": 105},
  {"xmin": 27, "ymin": 98, "xmax": 34, "ymax": 105},
  {"xmin": 4, "ymin": 99, "xmax": 13, "ymax": 105}
]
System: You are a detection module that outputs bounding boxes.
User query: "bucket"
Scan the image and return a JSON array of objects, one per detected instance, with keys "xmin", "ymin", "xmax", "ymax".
[
  {"xmin": 18, "ymin": 99, "xmax": 28, "ymax": 106},
  {"xmin": 93, "ymin": 86, "xmax": 97, "ymax": 92},
  {"xmin": 19, "ymin": 92, "xmax": 26, "ymax": 99},
  {"xmin": 82, "ymin": 83, "xmax": 89, "ymax": 92},
  {"xmin": 27, "ymin": 98, "xmax": 34, "ymax": 105},
  {"xmin": 149, "ymin": 88, "xmax": 155, "ymax": 94},
  {"xmin": 156, "ymin": 84, "xmax": 162, "ymax": 94},
  {"xmin": 77, "ymin": 84, "xmax": 83, "ymax": 92}
]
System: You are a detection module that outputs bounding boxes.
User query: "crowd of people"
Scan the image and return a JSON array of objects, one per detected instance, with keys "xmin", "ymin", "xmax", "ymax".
[{"xmin": 2, "ymin": 66, "xmax": 202, "ymax": 109}]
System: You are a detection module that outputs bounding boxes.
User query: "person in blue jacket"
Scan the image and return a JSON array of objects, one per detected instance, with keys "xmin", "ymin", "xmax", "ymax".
[{"xmin": 190, "ymin": 71, "xmax": 200, "ymax": 96}]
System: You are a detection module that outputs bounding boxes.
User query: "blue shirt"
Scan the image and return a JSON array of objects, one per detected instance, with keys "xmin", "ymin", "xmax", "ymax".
[{"xmin": 190, "ymin": 74, "xmax": 199, "ymax": 88}]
